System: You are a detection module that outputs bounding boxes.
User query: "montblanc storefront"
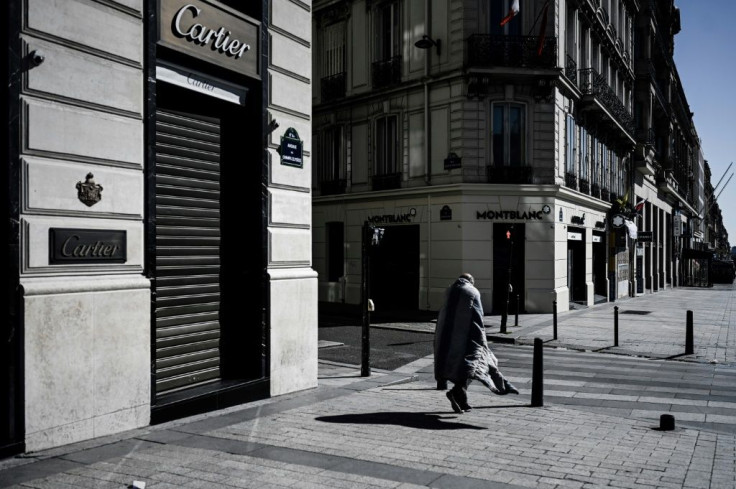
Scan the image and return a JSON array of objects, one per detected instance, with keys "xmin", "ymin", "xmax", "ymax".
[
  {"xmin": 3, "ymin": 0, "xmax": 316, "ymax": 456},
  {"xmin": 314, "ymin": 186, "xmax": 611, "ymax": 317}
]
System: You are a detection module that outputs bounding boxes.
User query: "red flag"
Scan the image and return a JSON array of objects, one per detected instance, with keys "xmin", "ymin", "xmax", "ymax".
[
  {"xmin": 537, "ymin": 2, "xmax": 550, "ymax": 56},
  {"xmin": 500, "ymin": 0, "xmax": 519, "ymax": 26},
  {"xmin": 635, "ymin": 199, "xmax": 647, "ymax": 213}
]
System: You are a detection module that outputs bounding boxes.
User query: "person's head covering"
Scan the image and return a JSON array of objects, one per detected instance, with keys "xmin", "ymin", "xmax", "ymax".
[{"xmin": 459, "ymin": 273, "xmax": 474, "ymax": 285}]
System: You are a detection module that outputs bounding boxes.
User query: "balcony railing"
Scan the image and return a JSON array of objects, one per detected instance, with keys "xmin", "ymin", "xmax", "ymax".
[
  {"xmin": 579, "ymin": 178, "xmax": 590, "ymax": 194},
  {"xmin": 371, "ymin": 56, "xmax": 402, "ymax": 89},
  {"xmin": 565, "ymin": 172, "xmax": 578, "ymax": 190},
  {"xmin": 319, "ymin": 179, "xmax": 347, "ymax": 196},
  {"xmin": 467, "ymin": 34, "xmax": 557, "ymax": 70},
  {"xmin": 371, "ymin": 172, "xmax": 402, "ymax": 191},
  {"xmin": 591, "ymin": 183, "xmax": 601, "ymax": 199},
  {"xmin": 487, "ymin": 165, "xmax": 534, "ymax": 184},
  {"xmin": 578, "ymin": 68, "xmax": 635, "ymax": 134},
  {"xmin": 320, "ymin": 72, "xmax": 346, "ymax": 103},
  {"xmin": 601, "ymin": 188, "xmax": 610, "ymax": 202}
]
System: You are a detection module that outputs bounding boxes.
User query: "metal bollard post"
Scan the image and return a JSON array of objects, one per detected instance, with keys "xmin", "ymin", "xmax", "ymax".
[
  {"xmin": 685, "ymin": 310, "xmax": 693, "ymax": 355},
  {"xmin": 515, "ymin": 294, "xmax": 519, "ymax": 326},
  {"xmin": 552, "ymin": 300, "xmax": 557, "ymax": 340},
  {"xmin": 531, "ymin": 337, "xmax": 543, "ymax": 407},
  {"xmin": 614, "ymin": 306, "xmax": 619, "ymax": 347}
]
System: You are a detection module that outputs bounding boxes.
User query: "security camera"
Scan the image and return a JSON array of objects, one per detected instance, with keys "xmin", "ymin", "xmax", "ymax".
[{"xmin": 29, "ymin": 50, "xmax": 45, "ymax": 67}]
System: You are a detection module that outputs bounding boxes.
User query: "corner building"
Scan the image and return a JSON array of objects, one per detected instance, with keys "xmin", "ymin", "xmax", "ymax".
[
  {"xmin": 2, "ymin": 0, "xmax": 316, "ymax": 455},
  {"xmin": 312, "ymin": 0, "xmax": 643, "ymax": 316}
]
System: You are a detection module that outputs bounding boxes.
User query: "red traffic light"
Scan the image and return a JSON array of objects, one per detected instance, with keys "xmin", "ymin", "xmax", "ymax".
[{"xmin": 506, "ymin": 230, "xmax": 511, "ymax": 239}]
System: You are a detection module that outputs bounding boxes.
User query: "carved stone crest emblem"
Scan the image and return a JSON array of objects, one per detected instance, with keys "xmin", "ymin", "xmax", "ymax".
[{"xmin": 76, "ymin": 173, "xmax": 103, "ymax": 207}]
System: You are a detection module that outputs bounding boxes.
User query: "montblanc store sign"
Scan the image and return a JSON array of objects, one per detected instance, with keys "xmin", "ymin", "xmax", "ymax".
[
  {"xmin": 477, "ymin": 205, "xmax": 551, "ymax": 221},
  {"xmin": 368, "ymin": 208, "xmax": 417, "ymax": 224},
  {"xmin": 158, "ymin": 0, "xmax": 260, "ymax": 79}
]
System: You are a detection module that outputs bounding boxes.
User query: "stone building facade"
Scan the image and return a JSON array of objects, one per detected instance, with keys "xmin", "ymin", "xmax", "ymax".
[{"xmin": 2, "ymin": 0, "xmax": 316, "ymax": 455}]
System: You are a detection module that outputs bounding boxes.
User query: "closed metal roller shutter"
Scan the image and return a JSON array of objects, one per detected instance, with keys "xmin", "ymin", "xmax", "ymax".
[{"xmin": 154, "ymin": 108, "xmax": 222, "ymax": 394}]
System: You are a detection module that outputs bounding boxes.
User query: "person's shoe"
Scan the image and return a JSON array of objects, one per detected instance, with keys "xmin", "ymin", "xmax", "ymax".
[
  {"xmin": 446, "ymin": 390, "xmax": 463, "ymax": 414},
  {"xmin": 459, "ymin": 401, "xmax": 472, "ymax": 412},
  {"xmin": 504, "ymin": 379, "xmax": 519, "ymax": 395}
]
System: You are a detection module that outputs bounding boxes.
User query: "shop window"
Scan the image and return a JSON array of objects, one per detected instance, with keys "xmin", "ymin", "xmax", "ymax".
[
  {"xmin": 492, "ymin": 103, "xmax": 526, "ymax": 167},
  {"xmin": 326, "ymin": 222, "xmax": 345, "ymax": 282}
]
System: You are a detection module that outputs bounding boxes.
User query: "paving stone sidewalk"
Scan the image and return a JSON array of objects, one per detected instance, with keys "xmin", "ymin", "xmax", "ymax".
[{"xmin": 1, "ymin": 357, "xmax": 735, "ymax": 489}]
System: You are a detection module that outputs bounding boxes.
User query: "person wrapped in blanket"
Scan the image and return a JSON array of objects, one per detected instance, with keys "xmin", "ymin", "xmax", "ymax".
[{"xmin": 433, "ymin": 273, "xmax": 519, "ymax": 413}]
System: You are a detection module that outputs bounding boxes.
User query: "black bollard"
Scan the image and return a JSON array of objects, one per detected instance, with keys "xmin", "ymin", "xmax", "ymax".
[
  {"xmin": 660, "ymin": 414, "xmax": 675, "ymax": 431},
  {"xmin": 515, "ymin": 294, "xmax": 519, "ymax": 326},
  {"xmin": 685, "ymin": 310, "xmax": 693, "ymax": 355},
  {"xmin": 531, "ymin": 337, "xmax": 543, "ymax": 407},
  {"xmin": 552, "ymin": 300, "xmax": 557, "ymax": 340},
  {"xmin": 614, "ymin": 305, "xmax": 619, "ymax": 347}
]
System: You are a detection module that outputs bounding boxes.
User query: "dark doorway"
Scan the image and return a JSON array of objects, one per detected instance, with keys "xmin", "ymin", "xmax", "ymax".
[
  {"xmin": 151, "ymin": 80, "xmax": 266, "ymax": 419},
  {"xmin": 369, "ymin": 225, "xmax": 420, "ymax": 313},
  {"xmin": 592, "ymin": 232, "xmax": 607, "ymax": 303},
  {"xmin": 492, "ymin": 223, "xmax": 525, "ymax": 315},
  {"xmin": 567, "ymin": 227, "xmax": 586, "ymax": 304}
]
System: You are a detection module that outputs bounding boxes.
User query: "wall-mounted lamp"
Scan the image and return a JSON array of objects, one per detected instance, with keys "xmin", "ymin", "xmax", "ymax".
[
  {"xmin": 266, "ymin": 119, "xmax": 280, "ymax": 135},
  {"xmin": 414, "ymin": 35, "xmax": 441, "ymax": 56}
]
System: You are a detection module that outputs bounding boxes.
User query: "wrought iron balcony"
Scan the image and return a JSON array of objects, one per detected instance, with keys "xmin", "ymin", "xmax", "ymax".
[
  {"xmin": 565, "ymin": 172, "xmax": 578, "ymax": 190},
  {"xmin": 578, "ymin": 68, "xmax": 635, "ymax": 135},
  {"xmin": 579, "ymin": 178, "xmax": 590, "ymax": 194},
  {"xmin": 320, "ymin": 72, "xmax": 346, "ymax": 103},
  {"xmin": 319, "ymin": 179, "xmax": 347, "ymax": 196},
  {"xmin": 591, "ymin": 183, "xmax": 601, "ymax": 199},
  {"xmin": 371, "ymin": 172, "xmax": 402, "ymax": 191},
  {"xmin": 486, "ymin": 165, "xmax": 534, "ymax": 184},
  {"xmin": 601, "ymin": 188, "xmax": 610, "ymax": 202},
  {"xmin": 371, "ymin": 56, "xmax": 402, "ymax": 89},
  {"xmin": 467, "ymin": 34, "xmax": 557, "ymax": 70}
]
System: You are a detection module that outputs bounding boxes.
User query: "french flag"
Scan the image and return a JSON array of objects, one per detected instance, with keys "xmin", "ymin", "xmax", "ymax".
[{"xmin": 500, "ymin": 0, "xmax": 519, "ymax": 26}]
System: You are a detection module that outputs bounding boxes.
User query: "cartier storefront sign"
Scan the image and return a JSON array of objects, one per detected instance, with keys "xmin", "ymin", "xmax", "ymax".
[
  {"xmin": 49, "ymin": 229, "xmax": 127, "ymax": 264},
  {"xmin": 158, "ymin": 0, "xmax": 260, "ymax": 79}
]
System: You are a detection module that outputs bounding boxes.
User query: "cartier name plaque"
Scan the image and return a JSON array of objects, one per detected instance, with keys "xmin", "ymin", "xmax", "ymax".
[{"xmin": 49, "ymin": 228, "xmax": 127, "ymax": 264}]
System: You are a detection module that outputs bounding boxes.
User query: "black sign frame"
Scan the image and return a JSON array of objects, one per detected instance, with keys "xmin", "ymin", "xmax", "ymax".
[
  {"xmin": 280, "ymin": 127, "xmax": 304, "ymax": 168},
  {"xmin": 49, "ymin": 228, "xmax": 127, "ymax": 264}
]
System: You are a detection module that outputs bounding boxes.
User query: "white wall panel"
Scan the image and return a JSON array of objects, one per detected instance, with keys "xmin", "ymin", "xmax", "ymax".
[{"xmin": 27, "ymin": 0, "xmax": 143, "ymax": 63}]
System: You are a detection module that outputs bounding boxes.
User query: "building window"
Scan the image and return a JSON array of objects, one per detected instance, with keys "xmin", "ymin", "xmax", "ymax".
[
  {"xmin": 566, "ymin": 115, "xmax": 576, "ymax": 174},
  {"xmin": 580, "ymin": 127, "xmax": 589, "ymax": 181},
  {"xmin": 326, "ymin": 222, "xmax": 345, "ymax": 282},
  {"xmin": 490, "ymin": 0, "xmax": 522, "ymax": 36},
  {"xmin": 374, "ymin": 1, "xmax": 400, "ymax": 61},
  {"xmin": 320, "ymin": 21, "xmax": 347, "ymax": 101},
  {"xmin": 492, "ymin": 103, "xmax": 526, "ymax": 167},
  {"xmin": 375, "ymin": 115, "xmax": 399, "ymax": 175},
  {"xmin": 317, "ymin": 126, "xmax": 345, "ymax": 193}
]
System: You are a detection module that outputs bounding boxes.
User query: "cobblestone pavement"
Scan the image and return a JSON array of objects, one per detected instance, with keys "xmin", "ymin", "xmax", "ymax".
[{"xmin": 1, "ymin": 284, "xmax": 735, "ymax": 488}]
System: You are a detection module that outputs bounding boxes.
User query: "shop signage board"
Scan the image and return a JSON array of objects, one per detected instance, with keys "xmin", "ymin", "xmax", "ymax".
[
  {"xmin": 158, "ymin": 0, "xmax": 260, "ymax": 79},
  {"xmin": 49, "ymin": 229, "xmax": 127, "ymax": 264},
  {"xmin": 637, "ymin": 231, "xmax": 653, "ymax": 243}
]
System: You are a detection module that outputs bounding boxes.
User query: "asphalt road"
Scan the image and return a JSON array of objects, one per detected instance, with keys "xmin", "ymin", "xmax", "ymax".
[{"xmin": 318, "ymin": 324, "xmax": 435, "ymax": 371}]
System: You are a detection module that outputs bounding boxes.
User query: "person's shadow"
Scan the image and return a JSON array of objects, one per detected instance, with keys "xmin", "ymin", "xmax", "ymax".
[{"xmin": 315, "ymin": 412, "xmax": 486, "ymax": 430}]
